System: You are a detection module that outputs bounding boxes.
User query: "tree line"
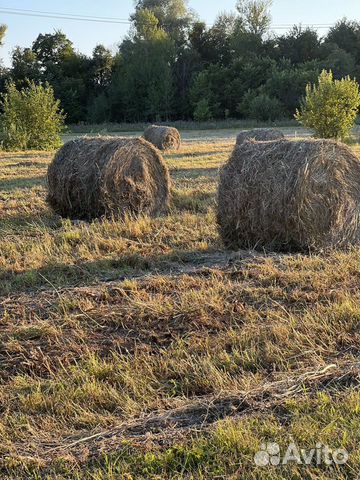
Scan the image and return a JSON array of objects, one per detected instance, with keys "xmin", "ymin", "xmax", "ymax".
[{"xmin": 0, "ymin": 0, "xmax": 359, "ymax": 124}]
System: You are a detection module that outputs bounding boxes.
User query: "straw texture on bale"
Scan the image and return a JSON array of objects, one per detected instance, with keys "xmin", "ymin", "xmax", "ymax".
[
  {"xmin": 144, "ymin": 125, "xmax": 181, "ymax": 150},
  {"xmin": 217, "ymin": 138, "xmax": 360, "ymax": 251},
  {"xmin": 47, "ymin": 137, "xmax": 170, "ymax": 220},
  {"xmin": 236, "ymin": 128, "xmax": 284, "ymax": 145}
]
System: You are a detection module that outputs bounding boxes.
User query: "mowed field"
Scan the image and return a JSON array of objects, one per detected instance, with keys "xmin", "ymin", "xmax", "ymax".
[{"xmin": 0, "ymin": 128, "xmax": 359, "ymax": 479}]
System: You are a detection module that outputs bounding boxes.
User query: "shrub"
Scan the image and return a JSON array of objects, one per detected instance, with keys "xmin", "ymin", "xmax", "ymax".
[
  {"xmin": 295, "ymin": 70, "xmax": 360, "ymax": 140},
  {"xmin": 247, "ymin": 93, "xmax": 283, "ymax": 122},
  {"xmin": 193, "ymin": 99, "xmax": 212, "ymax": 122},
  {"xmin": 1, "ymin": 81, "xmax": 65, "ymax": 150}
]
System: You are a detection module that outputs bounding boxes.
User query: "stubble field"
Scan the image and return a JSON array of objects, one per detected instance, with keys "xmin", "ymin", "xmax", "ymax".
[{"xmin": 0, "ymin": 128, "xmax": 359, "ymax": 479}]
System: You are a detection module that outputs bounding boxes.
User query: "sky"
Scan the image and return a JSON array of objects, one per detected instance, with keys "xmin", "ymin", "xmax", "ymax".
[{"xmin": 0, "ymin": 0, "xmax": 359, "ymax": 67}]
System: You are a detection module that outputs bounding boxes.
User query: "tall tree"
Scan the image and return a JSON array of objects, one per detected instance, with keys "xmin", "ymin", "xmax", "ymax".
[
  {"xmin": 235, "ymin": 0, "xmax": 272, "ymax": 36},
  {"xmin": 32, "ymin": 30, "xmax": 74, "ymax": 67},
  {"xmin": 31, "ymin": 31, "xmax": 91, "ymax": 123},
  {"xmin": 277, "ymin": 26, "xmax": 320, "ymax": 64},
  {"xmin": 325, "ymin": 19, "xmax": 360, "ymax": 63},
  {"xmin": 91, "ymin": 45, "xmax": 114, "ymax": 92},
  {"xmin": 11, "ymin": 47, "xmax": 41, "ymax": 85},
  {"xmin": 132, "ymin": 0, "xmax": 194, "ymax": 44},
  {"xmin": 111, "ymin": 9, "xmax": 175, "ymax": 121},
  {"xmin": 0, "ymin": 24, "xmax": 6, "ymax": 47}
]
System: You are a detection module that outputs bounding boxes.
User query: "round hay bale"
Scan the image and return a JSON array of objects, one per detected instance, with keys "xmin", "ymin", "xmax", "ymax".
[
  {"xmin": 144, "ymin": 125, "xmax": 181, "ymax": 150},
  {"xmin": 47, "ymin": 137, "xmax": 170, "ymax": 220},
  {"xmin": 236, "ymin": 128, "xmax": 284, "ymax": 145},
  {"xmin": 217, "ymin": 138, "xmax": 360, "ymax": 251}
]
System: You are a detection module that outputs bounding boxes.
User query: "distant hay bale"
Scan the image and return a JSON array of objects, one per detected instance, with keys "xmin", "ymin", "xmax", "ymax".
[
  {"xmin": 236, "ymin": 128, "xmax": 284, "ymax": 145},
  {"xmin": 144, "ymin": 125, "xmax": 181, "ymax": 150},
  {"xmin": 217, "ymin": 138, "xmax": 360, "ymax": 251},
  {"xmin": 47, "ymin": 137, "xmax": 170, "ymax": 220}
]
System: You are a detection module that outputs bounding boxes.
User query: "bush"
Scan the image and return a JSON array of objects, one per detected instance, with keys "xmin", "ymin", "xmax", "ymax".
[
  {"xmin": 1, "ymin": 81, "xmax": 65, "ymax": 150},
  {"xmin": 193, "ymin": 98, "xmax": 212, "ymax": 121},
  {"xmin": 295, "ymin": 70, "xmax": 360, "ymax": 140},
  {"xmin": 246, "ymin": 93, "xmax": 283, "ymax": 122}
]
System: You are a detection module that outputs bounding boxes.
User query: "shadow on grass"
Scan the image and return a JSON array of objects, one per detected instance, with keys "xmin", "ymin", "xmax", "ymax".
[
  {"xmin": 0, "ymin": 211, "xmax": 60, "ymax": 232},
  {"xmin": 171, "ymin": 166, "xmax": 220, "ymax": 179},
  {"xmin": 5, "ymin": 161, "xmax": 49, "ymax": 169},
  {"xmin": 168, "ymin": 150, "xmax": 229, "ymax": 160},
  {"xmin": 0, "ymin": 246, "xmax": 225, "ymax": 297},
  {"xmin": 171, "ymin": 189, "xmax": 215, "ymax": 213},
  {"xmin": 0, "ymin": 176, "xmax": 46, "ymax": 192}
]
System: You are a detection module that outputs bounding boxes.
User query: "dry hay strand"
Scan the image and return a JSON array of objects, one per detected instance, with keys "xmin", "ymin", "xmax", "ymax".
[
  {"xmin": 144, "ymin": 125, "xmax": 181, "ymax": 151},
  {"xmin": 47, "ymin": 137, "xmax": 170, "ymax": 220},
  {"xmin": 217, "ymin": 138, "xmax": 360, "ymax": 251},
  {"xmin": 236, "ymin": 128, "xmax": 284, "ymax": 145}
]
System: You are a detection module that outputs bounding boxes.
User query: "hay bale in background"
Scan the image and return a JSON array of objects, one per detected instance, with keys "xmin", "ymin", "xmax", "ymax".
[
  {"xmin": 217, "ymin": 138, "xmax": 360, "ymax": 251},
  {"xmin": 47, "ymin": 137, "xmax": 170, "ymax": 220},
  {"xmin": 144, "ymin": 125, "xmax": 181, "ymax": 150},
  {"xmin": 236, "ymin": 128, "xmax": 284, "ymax": 145}
]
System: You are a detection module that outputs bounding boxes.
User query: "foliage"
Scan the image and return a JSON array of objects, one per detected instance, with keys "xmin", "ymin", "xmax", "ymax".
[
  {"xmin": 3, "ymin": 2, "xmax": 360, "ymax": 124},
  {"xmin": 236, "ymin": 0, "xmax": 272, "ymax": 36},
  {"xmin": 243, "ymin": 91, "xmax": 283, "ymax": 121},
  {"xmin": 0, "ymin": 24, "xmax": 7, "ymax": 47},
  {"xmin": 111, "ymin": 10, "xmax": 175, "ymax": 122},
  {"xmin": 295, "ymin": 70, "xmax": 360, "ymax": 140},
  {"xmin": 193, "ymin": 98, "xmax": 212, "ymax": 121},
  {"xmin": 265, "ymin": 61, "xmax": 319, "ymax": 115},
  {"xmin": 325, "ymin": 19, "xmax": 360, "ymax": 63},
  {"xmin": 11, "ymin": 47, "xmax": 41, "ymax": 86},
  {"xmin": 0, "ymin": 81, "xmax": 65, "ymax": 150},
  {"xmin": 277, "ymin": 26, "xmax": 320, "ymax": 64}
]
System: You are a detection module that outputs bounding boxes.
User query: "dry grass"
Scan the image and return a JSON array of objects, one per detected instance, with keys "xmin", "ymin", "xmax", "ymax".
[{"xmin": 0, "ymin": 134, "xmax": 359, "ymax": 479}]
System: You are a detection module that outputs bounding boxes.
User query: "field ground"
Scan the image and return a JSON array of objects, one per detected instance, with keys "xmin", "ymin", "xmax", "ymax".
[
  {"xmin": 0, "ymin": 128, "xmax": 359, "ymax": 479},
  {"xmin": 63, "ymin": 125, "xmax": 315, "ymax": 143}
]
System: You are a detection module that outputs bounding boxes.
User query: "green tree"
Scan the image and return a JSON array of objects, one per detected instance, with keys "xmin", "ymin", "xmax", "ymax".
[
  {"xmin": 11, "ymin": 47, "xmax": 41, "ymax": 86},
  {"xmin": 325, "ymin": 19, "xmax": 360, "ymax": 64},
  {"xmin": 265, "ymin": 61, "xmax": 319, "ymax": 115},
  {"xmin": 193, "ymin": 98, "xmax": 212, "ymax": 121},
  {"xmin": 190, "ymin": 14, "xmax": 236, "ymax": 66},
  {"xmin": 111, "ymin": 9, "xmax": 175, "ymax": 122},
  {"xmin": 236, "ymin": 0, "xmax": 272, "ymax": 36},
  {"xmin": 277, "ymin": 26, "xmax": 320, "ymax": 64},
  {"xmin": 321, "ymin": 45, "xmax": 356, "ymax": 79},
  {"xmin": 0, "ymin": 24, "xmax": 6, "ymax": 47},
  {"xmin": 31, "ymin": 31, "xmax": 91, "ymax": 123},
  {"xmin": 295, "ymin": 70, "xmax": 360, "ymax": 140},
  {"xmin": 32, "ymin": 30, "xmax": 74, "ymax": 65},
  {"xmin": 91, "ymin": 45, "xmax": 114, "ymax": 91},
  {"xmin": 1, "ymin": 81, "xmax": 65, "ymax": 150},
  {"xmin": 132, "ymin": 0, "xmax": 194, "ymax": 44},
  {"xmin": 231, "ymin": 0, "xmax": 273, "ymax": 61}
]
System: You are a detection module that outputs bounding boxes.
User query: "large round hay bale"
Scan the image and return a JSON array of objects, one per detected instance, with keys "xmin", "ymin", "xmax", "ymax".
[
  {"xmin": 144, "ymin": 125, "xmax": 181, "ymax": 150},
  {"xmin": 47, "ymin": 137, "xmax": 170, "ymax": 220},
  {"xmin": 217, "ymin": 138, "xmax": 360, "ymax": 251},
  {"xmin": 236, "ymin": 128, "xmax": 284, "ymax": 145}
]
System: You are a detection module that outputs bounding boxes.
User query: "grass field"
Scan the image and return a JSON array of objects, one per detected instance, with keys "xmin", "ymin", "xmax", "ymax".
[{"xmin": 0, "ymin": 129, "xmax": 359, "ymax": 479}]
